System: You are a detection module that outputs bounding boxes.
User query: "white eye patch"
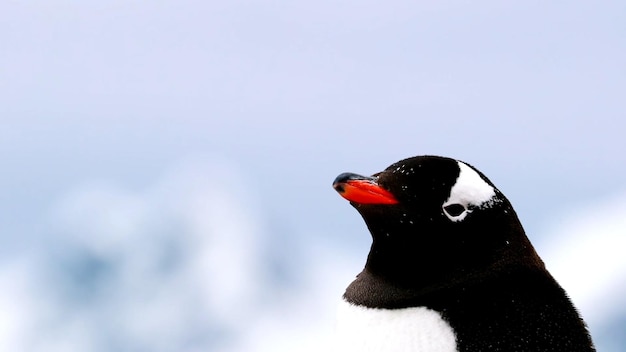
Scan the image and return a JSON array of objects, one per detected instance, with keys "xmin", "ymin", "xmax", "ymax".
[{"xmin": 443, "ymin": 161, "xmax": 496, "ymax": 222}]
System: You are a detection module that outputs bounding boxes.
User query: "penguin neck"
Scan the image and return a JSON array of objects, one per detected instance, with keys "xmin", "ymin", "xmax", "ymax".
[
  {"xmin": 363, "ymin": 235, "xmax": 458, "ymax": 291},
  {"xmin": 349, "ymin": 221, "xmax": 546, "ymax": 308}
]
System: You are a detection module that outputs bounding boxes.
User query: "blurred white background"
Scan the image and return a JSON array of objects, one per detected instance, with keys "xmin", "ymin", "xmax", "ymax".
[{"xmin": 1, "ymin": 1, "xmax": 625, "ymax": 351}]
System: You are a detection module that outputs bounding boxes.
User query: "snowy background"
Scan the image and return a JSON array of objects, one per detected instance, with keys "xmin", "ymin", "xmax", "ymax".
[{"xmin": 1, "ymin": 1, "xmax": 625, "ymax": 351}]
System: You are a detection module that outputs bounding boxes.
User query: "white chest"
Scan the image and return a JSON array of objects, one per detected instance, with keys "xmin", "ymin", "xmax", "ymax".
[{"xmin": 335, "ymin": 300, "xmax": 458, "ymax": 352}]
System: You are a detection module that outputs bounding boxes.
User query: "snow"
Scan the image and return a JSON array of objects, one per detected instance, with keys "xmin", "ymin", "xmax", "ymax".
[{"xmin": 0, "ymin": 158, "xmax": 358, "ymax": 352}]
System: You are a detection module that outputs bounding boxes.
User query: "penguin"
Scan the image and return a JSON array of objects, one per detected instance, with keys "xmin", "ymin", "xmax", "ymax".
[{"xmin": 332, "ymin": 155, "xmax": 595, "ymax": 352}]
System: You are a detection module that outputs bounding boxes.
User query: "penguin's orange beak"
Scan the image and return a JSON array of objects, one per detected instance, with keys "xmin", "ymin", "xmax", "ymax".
[{"xmin": 333, "ymin": 173, "xmax": 399, "ymax": 205}]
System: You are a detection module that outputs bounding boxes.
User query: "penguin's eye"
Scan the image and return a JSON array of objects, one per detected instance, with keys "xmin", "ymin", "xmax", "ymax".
[{"xmin": 443, "ymin": 203, "xmax": 468, "ymax": 221}]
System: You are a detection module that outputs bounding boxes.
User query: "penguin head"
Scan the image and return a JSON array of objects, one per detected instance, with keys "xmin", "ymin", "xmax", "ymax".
[{"xmin": 333, "ymin": 155, "xmax": 542, "ymax": 289}]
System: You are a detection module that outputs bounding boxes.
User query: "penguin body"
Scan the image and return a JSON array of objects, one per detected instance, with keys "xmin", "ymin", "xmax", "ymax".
[
  {"xmin": 333, "ymin": 156, "xmax": 595, "ymax": 352},
  {"xmin": 336, "ymin": 300, "xmax": 456, "ymax": 352}
]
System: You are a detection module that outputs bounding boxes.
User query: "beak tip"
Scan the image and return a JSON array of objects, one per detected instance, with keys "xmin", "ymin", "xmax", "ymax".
[
  {"xmin": 333, "ymin": 172, "xmax": 360, "ymax": 185},
  {"xmin": 332, "ymin": 182, "xmax": 345, "ymax": 193}
]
